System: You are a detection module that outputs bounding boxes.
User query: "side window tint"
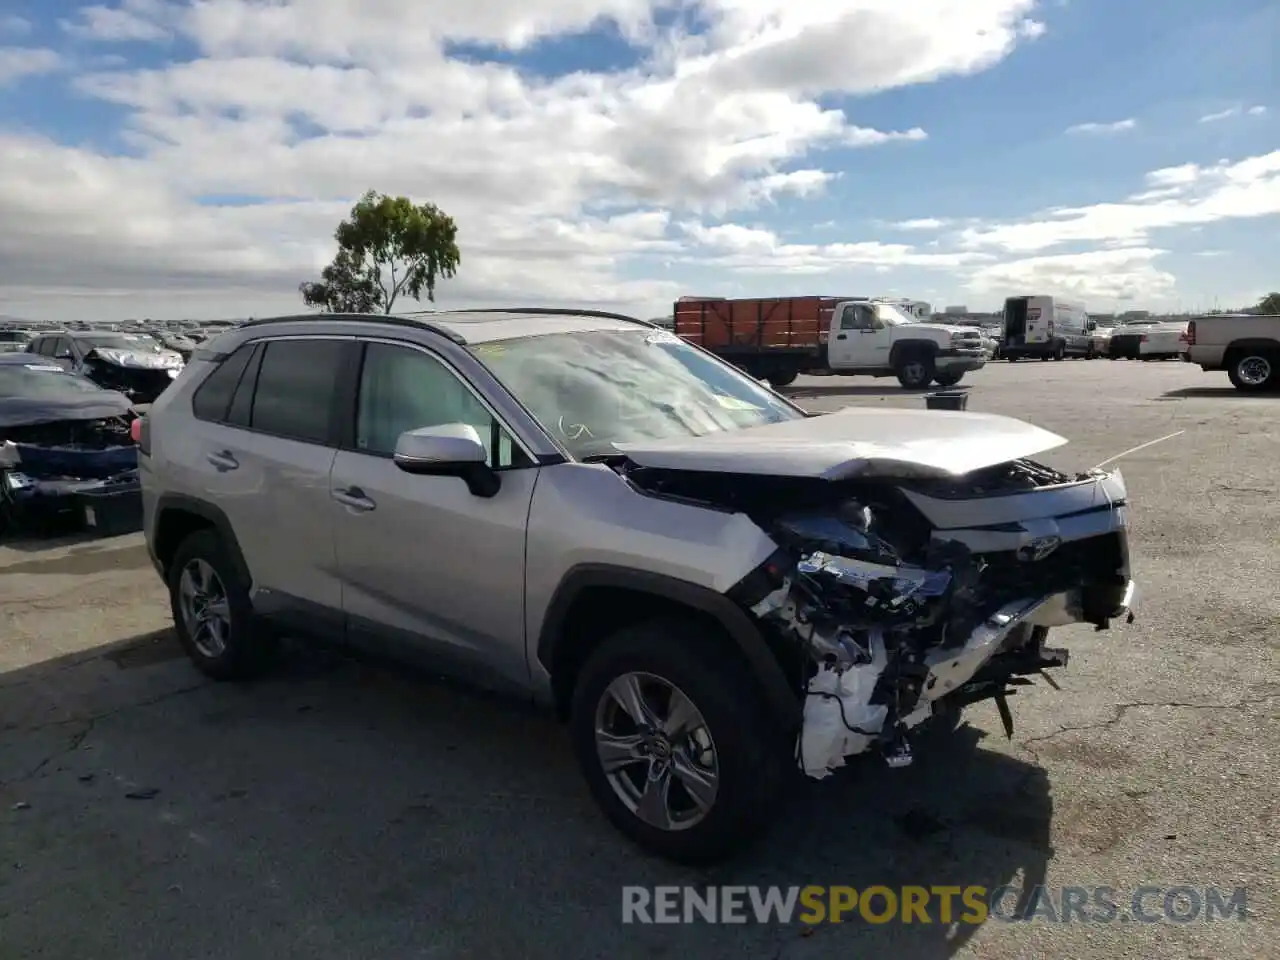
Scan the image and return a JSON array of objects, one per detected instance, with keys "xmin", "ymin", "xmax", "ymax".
[
  {"xmin": 225, "ymin": 342, "xmax": 263, "ymax": 427},
  {"xmin": 839, "ymin": 306, "xmax": 859, "ymax": 330},
  {"xmin": 250, "ymin": 339, "xmax": 345, "ymax": 444},
  {"xmin": 355, "ymin": 343, "xmax": 527, "ymax": 468},
  {"xmin": 192, "ymin": 343, "xmax": 255, "ymax": 423}
]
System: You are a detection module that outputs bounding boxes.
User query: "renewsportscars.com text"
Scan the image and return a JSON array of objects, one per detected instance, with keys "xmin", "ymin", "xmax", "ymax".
[{"xmin": 621, "ymin": 885, "xmax": 1249, "ymax": 925}]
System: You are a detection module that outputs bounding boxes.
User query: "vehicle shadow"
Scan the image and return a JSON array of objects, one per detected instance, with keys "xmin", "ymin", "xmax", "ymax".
[
  {"xmin": 1160, "ymin": 387, "xmax": 1279, "ymax": 400},
  {"xmin": 0, "ymin": 633, "xmax": 1053, "ymax": 960}
]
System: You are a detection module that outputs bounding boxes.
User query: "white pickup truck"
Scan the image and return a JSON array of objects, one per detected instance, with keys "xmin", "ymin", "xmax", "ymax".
[
  {"xmin": 674, "ymin": 296, "xmax": 988, "ymax": 389},
  {"xmin": 1182, "ymin": 313, "xmax": 1280, "ymax": 391}
]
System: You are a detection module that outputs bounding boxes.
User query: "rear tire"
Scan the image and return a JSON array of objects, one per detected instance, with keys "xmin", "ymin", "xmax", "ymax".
[
  {"xmin": 933, "ymin": 370, "xmax": 965, "ymax": 387},
  {"xmin": 569, "ymin": 618, "xmax": 789, "ymax": 864},
  {"xmin": 895, "ymin": 354, "xmax": 935, "ymax": 389},
  {"xmin": 768, "ymin": 367, "xmax": 798, "ymax": 387},
  {"xmin": 1054, "ymin": 342, "xmax": 1066, "ymax": 361},
  {"xmin": 167, "ymin": 529, "xmax": 276, "ymax": 680},
  {"xmin": 1226, "ymin": 350, "xmax": 1277, "ymax": 392}
]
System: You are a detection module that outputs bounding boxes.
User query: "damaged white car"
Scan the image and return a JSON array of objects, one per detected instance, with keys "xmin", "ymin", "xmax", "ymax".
[{"xmin": 139, "ymin": 309, "xmax": 1136, "ymax": 866}]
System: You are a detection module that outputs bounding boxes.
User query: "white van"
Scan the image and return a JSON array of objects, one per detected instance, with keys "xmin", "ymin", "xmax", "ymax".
[{"xmin": 1001, "ymin": 296, "xmax": 1096, "ymax": 360}]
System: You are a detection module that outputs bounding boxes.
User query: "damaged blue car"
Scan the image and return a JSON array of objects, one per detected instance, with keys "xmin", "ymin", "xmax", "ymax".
[{"xmin": 0, "ymin": 355, "xmax": 141, "ymax": 536}]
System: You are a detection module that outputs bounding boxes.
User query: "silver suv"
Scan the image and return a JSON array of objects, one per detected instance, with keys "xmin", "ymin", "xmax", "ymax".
[{"xmin": 139, "ymin": 310, "xmax": 1138, "ymax": 863}]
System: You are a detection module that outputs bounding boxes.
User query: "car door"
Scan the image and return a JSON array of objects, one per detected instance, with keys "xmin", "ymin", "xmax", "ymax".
[
  {"xmin": 184, "ymin": 335, "xmax": 348, "ymax": 635},
  {"xmin": 827, "ymin": 303, "xmax": 885, "ymax": 367},
  {"xmin": 329, "ymin": 338, "xmax": 539, "ymax": 695},
  {"xmin": 49, "ymin": 337, "xmax": 76, "ymax": 371}
]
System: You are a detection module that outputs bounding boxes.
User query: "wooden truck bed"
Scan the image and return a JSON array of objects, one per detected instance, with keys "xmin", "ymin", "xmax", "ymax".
[{"xmin": 673, "ymin": 297, "xmax": 846, "ymax": 357}]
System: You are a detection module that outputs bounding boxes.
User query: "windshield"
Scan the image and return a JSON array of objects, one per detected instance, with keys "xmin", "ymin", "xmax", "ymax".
[
  {"xmin": 470, "ymin": 329, "xmax": 804, "ymax": 459},
  {"xmin": 81, "ymin": 333, "xmax": 161, "ymax": 352},
  {"xmin": 874, "ymin": 304, "xmax": 917, "ymax": 326},
  {"xmin": 0, "ymin": 363, "xmax": 105, "ymax": 399}
]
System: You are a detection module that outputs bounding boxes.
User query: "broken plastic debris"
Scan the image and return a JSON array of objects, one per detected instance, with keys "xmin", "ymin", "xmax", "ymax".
[{"xmin": 797, "ymin": 651, "xmax": 889, "ymax": 779}]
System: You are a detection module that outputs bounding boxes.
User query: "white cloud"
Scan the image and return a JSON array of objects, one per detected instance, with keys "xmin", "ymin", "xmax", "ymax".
[
  {"xmin": 959, "ymin": 151, "xmax": 1280, "ymax": 252},
  {"xmin": 0, "ymin": 15, "xmax": 32, "ymax": 36},
  {"xmin": 1200, "ymin": 104, "xmax": 1268, "ymax": 122},
  {"xmin": 893, "ymin": 218, "xmax": 949, "ymax": 230},
  {"xmin": 1064, "ymin": 118, "xmax": 1137, "ymax": 135},
  {"xmin": 968, "ymin": 247, "xmax": 1176, "ymax": 302},
  {"xmin": 4, "ymin": 0, "xmax": 1053, "ymax": 317},
  {"xmin": 0, "ymin": 47, "xmax": 62, "ymax": 86}
]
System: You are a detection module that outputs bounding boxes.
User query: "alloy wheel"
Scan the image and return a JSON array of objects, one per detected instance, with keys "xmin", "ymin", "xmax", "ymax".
[
  {"xmin": 1237, "ymin": 355, "xmax": 1272, "ymax": 387},
  {"xmin": 177, "ymin": 558, "xmax": 231, "ymax": 659},
  {"xmin": 594, "ymin": 672, "xmax": 720, "ymax": 832}
]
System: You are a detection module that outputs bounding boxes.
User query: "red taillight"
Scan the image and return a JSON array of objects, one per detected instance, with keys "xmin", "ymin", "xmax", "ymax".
[
  {"xmin": 1181, "ymin": 320, "xmax": 1196, "ymax": 345},
  {"xmin": 1139, "ymin": 335, "xmax": 1148, "ymax": 342},
  {"xmin": 131, "ymin": 417, "xmax": 150, "ymax": 455}
]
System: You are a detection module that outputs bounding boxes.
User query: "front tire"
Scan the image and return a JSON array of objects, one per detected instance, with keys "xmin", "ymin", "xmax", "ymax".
[
  {"xmin": 895, "ymin": 354, "xmax": 935, "ymax": 389},
  {"xmin": 569, "ymin": 619, "xmax": 788, "ymax": 864},
  {"xmin": 167, "ymin": 529, "xmax": 276, "ymax": 680},
  {"xmin": 1226, "ymin": 351, "xmax": 1276, "ymax": 392},
  {"xmin": 933, "ymin": 370, "xmax": 965, "ymax": 387}
]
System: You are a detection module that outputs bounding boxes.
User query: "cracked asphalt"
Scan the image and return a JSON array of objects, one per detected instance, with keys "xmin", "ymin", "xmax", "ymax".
[{"xmin": 1, "ymin": 358, "xmax": 1276, "ymax": 960}]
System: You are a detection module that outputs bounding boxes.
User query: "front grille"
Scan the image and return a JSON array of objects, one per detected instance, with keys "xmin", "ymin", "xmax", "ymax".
[{"xmin": 977, "ymin": 532, "xmax": 1128, "ymax": 601}]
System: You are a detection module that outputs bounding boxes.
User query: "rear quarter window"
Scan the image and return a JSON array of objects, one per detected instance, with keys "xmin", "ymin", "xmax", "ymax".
[{"xmin": 192, "ymin": 344, "xmax": 256, "ymax": 423}]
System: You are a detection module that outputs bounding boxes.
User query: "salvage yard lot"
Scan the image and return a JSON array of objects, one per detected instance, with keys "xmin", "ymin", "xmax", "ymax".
[{"xmin": 1, "ymin": 359, "xmax": 1275, "ymax": 960}]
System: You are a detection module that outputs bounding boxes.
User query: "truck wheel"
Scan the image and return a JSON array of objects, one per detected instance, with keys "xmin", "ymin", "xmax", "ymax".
[
  {"xmin": 933, "ymin": 371, "xmax": 965, "ymax": 387},
  {"xmin": 1054, "ymin": 342, "xmax": 1066, "ymax": 361},
  {"xmin": 895, "ymin": 354, "xmax": 935, "ymax": 389},
  {"xmin": 1226, "ymin": 351, "xmax": 1276, "ymax": 392},
  {"xmin": 768, "ymin": 367, "xmax": 798, "ymax": 387},
  {"xmin": 569, "ymin": 618, "xmax": 788, "ymax": 864}
]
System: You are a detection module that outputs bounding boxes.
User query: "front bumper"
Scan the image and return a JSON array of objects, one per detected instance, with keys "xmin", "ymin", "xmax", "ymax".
[
  {"xmin": 923, "ymin": 579, "xmax": 1137, "ymax": 701},
  {"xmin": 936, "ymin": 348, "xmax": 986, "ymax": 372}
]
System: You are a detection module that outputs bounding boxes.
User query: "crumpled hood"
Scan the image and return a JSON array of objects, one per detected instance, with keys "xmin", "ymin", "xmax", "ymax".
[
  {"xmin": 0, "ymin": 384, "xmax": 133, "ymax": 428},
  {"xmin": 87, "ymin": 348, "xmax": 183, "ymax": 369},
  {"xmin": 613, "ymin": 406, "xmax": 1068, "ymax": 479}
]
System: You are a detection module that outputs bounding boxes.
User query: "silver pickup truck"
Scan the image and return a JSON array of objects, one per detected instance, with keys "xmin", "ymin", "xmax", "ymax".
[{"xmin": 1182, "ymin": 314, "xmax": 1280, "ymax": 392}]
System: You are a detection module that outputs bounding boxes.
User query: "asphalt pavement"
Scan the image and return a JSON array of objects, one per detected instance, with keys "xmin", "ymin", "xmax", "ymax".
[{"xmin": 0, "ymin": 358, "xmax": 1275, "ymax": 959}]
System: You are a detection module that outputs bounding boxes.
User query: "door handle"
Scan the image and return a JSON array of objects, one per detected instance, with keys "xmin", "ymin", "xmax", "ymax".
[
  {"xmin": 206, "ymin": 450, "xmax": 239, "ymax": 471},
  {"xmin": 332, "ymin": 486, "xmax": 376, "ymax": 512},
  {"xmin": 836, "ymin": 333, "xmax": 847, "ymax": 340}
]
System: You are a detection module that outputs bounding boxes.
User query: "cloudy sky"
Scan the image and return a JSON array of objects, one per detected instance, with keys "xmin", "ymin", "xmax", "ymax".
[{"xmin": 0, "ymin": 0, "xmax": 1276, "ymax": 323}]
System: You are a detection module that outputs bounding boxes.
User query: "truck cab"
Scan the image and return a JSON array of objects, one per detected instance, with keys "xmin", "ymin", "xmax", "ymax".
[{"xmin": 824, "ymin": 300, "xmax": 986, "ymax": 388}]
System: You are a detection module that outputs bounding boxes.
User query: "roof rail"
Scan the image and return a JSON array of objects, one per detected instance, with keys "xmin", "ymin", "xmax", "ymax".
[
  {"xmin": 237, "ymin": 312, "xmax": 467, "ymax": 344},
  {"xmin": 437, "ymin": 306, "xmax": 656, "ymax": 327}
]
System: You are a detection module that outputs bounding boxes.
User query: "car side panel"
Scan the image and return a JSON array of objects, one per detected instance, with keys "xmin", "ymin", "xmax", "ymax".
[{"xmin": 523, "ymin": 462, "xmax": 778, "ymax": 691}]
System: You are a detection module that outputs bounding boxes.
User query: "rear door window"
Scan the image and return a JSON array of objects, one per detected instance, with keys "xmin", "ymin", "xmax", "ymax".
[{"xmin": 249, "ymin": 339, "xmax": 345, "ymax": 444}]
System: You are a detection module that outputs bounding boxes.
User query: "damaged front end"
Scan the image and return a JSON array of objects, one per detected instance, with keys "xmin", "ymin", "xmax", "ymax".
[
  {"xmin": 627, "ymin": 456, "xmax": 1137, "ymax": 779},
  {"xmin": 0, "ymin": 363, "xmax": 143, "ymax": 536}
]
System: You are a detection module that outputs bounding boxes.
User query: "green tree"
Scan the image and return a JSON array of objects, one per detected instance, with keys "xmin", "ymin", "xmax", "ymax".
[
  {"xmin": 300, "ymin": 190, "xmax": 460, "ymax": 314},
  {"xmin": 1257, "ymin": 292, "xmax": 1280, "ymax": 315}
]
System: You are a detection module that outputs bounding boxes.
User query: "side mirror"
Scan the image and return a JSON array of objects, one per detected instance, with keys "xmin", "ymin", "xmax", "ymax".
[{"xmin": 393, "ymin": 423, "xmax": 500, "ymax": 498}]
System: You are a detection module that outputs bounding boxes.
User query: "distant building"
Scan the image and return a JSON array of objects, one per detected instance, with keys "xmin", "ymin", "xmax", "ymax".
[{"xmin": 943, "ymin": 305, "xmax": 968, "ymax": 315}]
